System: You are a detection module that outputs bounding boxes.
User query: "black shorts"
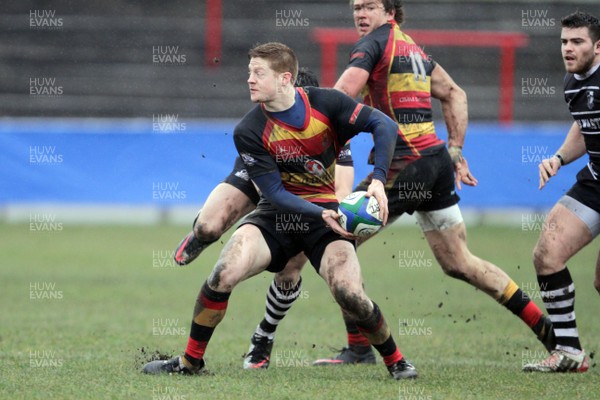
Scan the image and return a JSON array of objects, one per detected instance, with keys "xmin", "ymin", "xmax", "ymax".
[
  {"xmin": 355, "ymin": 148, "xmax": 460, "ymax": 217},
  {"xmin": 565, "ymin": 162, "xmax": 600, "ymax": 214},
  {"xmin": 239, "ymin": 202, "xmax": 355, "ymax": 273},
  {"xmin": 222, "ymin": 156, "xmax": 260, "ymax": 205}
]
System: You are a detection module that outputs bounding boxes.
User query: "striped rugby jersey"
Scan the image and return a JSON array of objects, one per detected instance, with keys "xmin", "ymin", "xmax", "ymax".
[
  {"xmin": 564, "ymin": 63, "xmax": 600, "ymax": 167},
  {"xmin": 234, "ymin": 87, "xmax": 375, "ymax": 204},
  {"xmin": 347, "ymin": 20, "xmax": 445, "ymax": 159}
]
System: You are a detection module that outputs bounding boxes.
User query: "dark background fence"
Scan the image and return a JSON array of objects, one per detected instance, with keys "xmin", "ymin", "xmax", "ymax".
[{"xmin": 3, "ymin": 1, "xmax": 596, "ymax": 120}]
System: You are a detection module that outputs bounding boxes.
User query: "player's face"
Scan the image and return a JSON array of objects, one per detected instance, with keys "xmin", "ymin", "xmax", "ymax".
[
  {"xmin": 561, "ymin": 27, "xmax": 600, "ymax": 74},
  {"xmin": 247, "ymin": 57, "xmax": 280, "ymax": 103},
  {"xmin": 352, "ymin": 0, "xmax": 394, "ymax": 37}
]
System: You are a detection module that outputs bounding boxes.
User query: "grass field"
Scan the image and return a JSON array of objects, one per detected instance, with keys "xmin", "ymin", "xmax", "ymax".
[{"xmin": 1, "ymin": 222, "xmax": 598, "ymax": 400}]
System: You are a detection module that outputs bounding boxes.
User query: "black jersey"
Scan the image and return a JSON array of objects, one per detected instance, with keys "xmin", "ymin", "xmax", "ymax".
[
  {"xmin": 233, "ymin": 87, "xmax": 374, "ymax": 204},
  {"xmin": 564, "ymin": 63, "xmax": 600, "ymax": 166}
]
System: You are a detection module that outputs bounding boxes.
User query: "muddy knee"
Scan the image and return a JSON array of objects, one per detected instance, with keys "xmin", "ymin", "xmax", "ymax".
[
  {"xmin": 193, "ymin": 221, "xmax": 222, "ymax": 243},
  {"xmin": 332, "ymin": 284, "xmax": 372, "ymax": 321},
  {"xmin": 206, "ymin": 236, "xmax": 246, "ymax": 292},
  {"xmin": 441, "ymin": 264, "xmax": 471, "ymax": 283}
]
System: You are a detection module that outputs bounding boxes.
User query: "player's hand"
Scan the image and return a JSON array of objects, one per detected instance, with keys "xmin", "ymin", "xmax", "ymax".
[
  {"xmin": 322, "ymin": 209, "xmax": 357, "ymax": 239},
  {"xmin": 538, "ymin": 156, "xmax": 561, "ymax": 190},
  {"xmin": 448, "ymin": 146, "xmax": 477, "ymax": 190},
  {"xmin": 454, "ymin": 157, "xmax": 478, "ymax": 190},
  {"xmin": 365, "ymin": 178, "xmax": 388, "ymax": 226}
]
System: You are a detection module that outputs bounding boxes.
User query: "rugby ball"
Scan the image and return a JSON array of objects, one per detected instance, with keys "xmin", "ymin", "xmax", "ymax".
[{"xmin": 338, "ymin": 191, "xmax": 382, "ymax": 237}]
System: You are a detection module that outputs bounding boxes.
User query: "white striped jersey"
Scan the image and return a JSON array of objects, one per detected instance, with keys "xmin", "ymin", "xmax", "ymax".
[{"xmin": 564, "ymin": 62, "xmax": 600, "ymax": 167}]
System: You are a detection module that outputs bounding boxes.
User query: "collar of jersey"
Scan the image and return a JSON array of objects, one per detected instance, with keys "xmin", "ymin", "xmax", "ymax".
[
  {"xmin": 261, "ymin": 87, "xmax": 311, "ymax": 132},
  {"xmin": 574, "ymin": 62, "xmax": 600, "ymax": 81}
]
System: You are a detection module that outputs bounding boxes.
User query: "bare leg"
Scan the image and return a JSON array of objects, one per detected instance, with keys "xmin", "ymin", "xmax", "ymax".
[{"xmin": 175, "ymin": 183, "xmax": 256, "ymax": 265}]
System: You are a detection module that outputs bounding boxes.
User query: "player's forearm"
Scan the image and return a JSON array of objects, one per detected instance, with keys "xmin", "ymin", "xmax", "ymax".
[
  {"xmin": 555, "ymin": 122, "xmax": 587, "ymax": 165},
  {"xmin": 334, "ymin": 67, "xmax": 369, "ymax": 98},
  {"xmin": 365, "ymin": 109, "xmax": 397, "ymax": 183},
  {"xmin": 442, "ymin": 87, "xmax": 468, "ymax": 149},
  {"xmin": 334, "ymin": 165, "xmax": 354, "ymax": 202},
  {"xmin": 252, "ymin": 172, "xmax": 324, "ymax": 219}
]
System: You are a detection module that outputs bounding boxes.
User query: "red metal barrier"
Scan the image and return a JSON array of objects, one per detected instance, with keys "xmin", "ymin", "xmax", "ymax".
[{"xmin": 310, "ymin": 28, "xmax": 529, "ymax": 123}]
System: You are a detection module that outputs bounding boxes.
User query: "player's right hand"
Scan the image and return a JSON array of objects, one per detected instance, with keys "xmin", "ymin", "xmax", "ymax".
[
  {"xmin": 365, "ymin": 179, "xmax": 388, "ymax": 226},
  {"xmin": 454, "ymin": 157, "xmax": 478, "ymax": 190},
  {"xmin": 538, "ymin": 156, "xmax": 561, "ymax": 190},
  {"xmin": 322, "ymin": 209, "xmax": 357, "ymax": 240}
]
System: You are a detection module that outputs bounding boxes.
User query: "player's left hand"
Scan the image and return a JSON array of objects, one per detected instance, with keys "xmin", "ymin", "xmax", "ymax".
[
  {"xmin": 365, "ymin": 179, "xmax": 388, "ymax": 226},
  {"xmin": 454, "ymin": 157, "xmax": 478, "ymax": 190}
]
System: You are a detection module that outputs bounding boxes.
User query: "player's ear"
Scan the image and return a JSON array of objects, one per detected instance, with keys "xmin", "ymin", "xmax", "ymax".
[{"xmin": 281, "ymin": 71, "xmax": 293, "ymax": 87}]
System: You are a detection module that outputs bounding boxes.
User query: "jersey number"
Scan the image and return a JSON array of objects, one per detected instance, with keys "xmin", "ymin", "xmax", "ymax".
[{"xmin": 409, "ymin": 51, "xmax": 427, "ymax": 82}]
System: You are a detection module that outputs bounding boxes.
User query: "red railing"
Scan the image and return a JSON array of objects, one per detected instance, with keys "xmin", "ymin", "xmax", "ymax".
[{"xmin": 310, "ymin": 28, "xmax": 529, "ymax": 124}]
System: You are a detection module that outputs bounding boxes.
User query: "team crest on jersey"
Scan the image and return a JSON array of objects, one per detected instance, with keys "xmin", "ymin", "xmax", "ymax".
[
  {"xmin": 587, "ymin": 90, "xmax": 595, "ymax": 110},
  {"xmin": 234, "ymin": 169, "xmax": 250, "ymax": 181},
  {"xmin": 304, "ymin": 159, "xmax": 326, "ymax": 177},
  {"xmin": 240, "ymin": 152, "xmax": 257, "ymax": 166},
  {"xmin": 339, "ymin": 147, "xmax": 352, "ymax": 159}
]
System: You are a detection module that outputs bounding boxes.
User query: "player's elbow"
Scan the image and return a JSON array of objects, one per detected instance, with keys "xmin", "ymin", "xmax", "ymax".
[
  {"xmin": 438, "ymin": 82, "xmax": 467, "ymax": 106},
  {"xmin": 372, "ymin": 110, "xmax": 398, "ymax": 137},
  {"xmin": 448, "ymin": 84, "xmax": 467, "ymax": 106}
]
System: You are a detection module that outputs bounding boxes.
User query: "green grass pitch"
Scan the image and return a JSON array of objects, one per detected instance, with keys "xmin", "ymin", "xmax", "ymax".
[{"xmin": 1, "ymin": 222, "xmax": 598, "ymax": 399}]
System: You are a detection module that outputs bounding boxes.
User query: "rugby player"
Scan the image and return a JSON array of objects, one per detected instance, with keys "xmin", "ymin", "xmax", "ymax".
[
  {"xmin": 171, "ymin": 69, "xmax": 355, "ymax": 370},
  {"xmin": 523, "ymin": 11, "xmax": 600, "ymax": 373},
  {"xmin": 143, "ymin": 42, "xmax": 418, "ymax": 379}
]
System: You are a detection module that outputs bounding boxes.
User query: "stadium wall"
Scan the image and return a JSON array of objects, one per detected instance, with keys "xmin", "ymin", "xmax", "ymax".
[{"xmin": 1, "ymin": 119, "xmax": 586, "ymax": 226}]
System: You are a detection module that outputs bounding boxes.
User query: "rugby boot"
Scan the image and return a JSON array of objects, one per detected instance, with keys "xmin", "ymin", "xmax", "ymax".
[
  {"xmin": 312, "ymin": 346, "xmax": 376, "ymax": 366},
  {"xmin": 142, "ymin": 356, "xmax": 205, "ymax": 375},
  {"xmin": 243, "ymin": 333, "xmax": 273, "ymax": 369},
  {"xmin": 523, "ymin": 349, "xmax": 589, "ymax": 373}
]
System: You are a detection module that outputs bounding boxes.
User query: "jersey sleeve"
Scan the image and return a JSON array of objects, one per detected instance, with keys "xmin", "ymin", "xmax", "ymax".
[
  {"xmin": 317, "ymin": 88, "xmax": 395, "ymax": 183},
  {"xmin": 346, "ymin": 30, "xmax": 383, "ymax": 74},
  {"xmin": 233, "ymin": 121, "xmax": 277, "ymax": 180},
  {"xmin": 313, "ymin": 88, "xmax": 374, "ymax": 145}
]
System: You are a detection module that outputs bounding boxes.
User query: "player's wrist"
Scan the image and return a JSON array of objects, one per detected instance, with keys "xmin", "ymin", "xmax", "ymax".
[
  {"xmin": 554, "ymin": 153, "xmax": 565, "ymax": 166},
  {"xmin": 371, "ymin": 170, "xmax": 387, "ymax": 185},
  {"xmin": 448, "ymin": 145, "xmax": 463, "ymax": 164},
  {"xmin": 322, "ymin": 208, "xmax": 334, "ymax": 219}
]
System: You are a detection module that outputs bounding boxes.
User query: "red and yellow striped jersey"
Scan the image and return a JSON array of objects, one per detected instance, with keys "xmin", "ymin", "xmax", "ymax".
[{"xmin": 348, "ymin": 20, "xmax": 445, "ymax": 159}]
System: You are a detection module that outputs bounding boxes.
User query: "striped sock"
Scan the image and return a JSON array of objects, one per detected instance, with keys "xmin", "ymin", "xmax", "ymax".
[
  {"xmin": 355, "ymin": 302, "xmax": 402, "ymax": 366},
  {"xmin": 183, "ymin": 282, "xmax": 230, "ymax": 367},
  {"xmin": 342, "ymin": 310, "xmax": 371, "ymax": 349},
  {"xmin": 537, "ymin": 268, "xmax": 582, "ymax": 353},
  {"xmin": 255, "ymin": 278, "xmax": 302, "ymax": 340}
]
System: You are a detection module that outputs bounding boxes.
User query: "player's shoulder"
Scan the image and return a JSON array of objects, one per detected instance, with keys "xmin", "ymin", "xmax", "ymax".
[
  {"xmin": 305, "ymin": 87, "xmax": 350, "ymax": 109},
  {"xmin": 563, "ymin": 72, "xmax": 575, "ymax": 84},
  {"xmin": 305, "ymin": 86, "xmax": 339, "ymax": 98},
  {"xmin": 349, "ymin": 23, "xmax": 390, "ymax": 65},
  {"xmin": 356, "ymin": 22, "xmax": 391, "ymax": 48},
  {"xmin": 234, "ymin": 105, "xmax": 264, "ymax": 136}
]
